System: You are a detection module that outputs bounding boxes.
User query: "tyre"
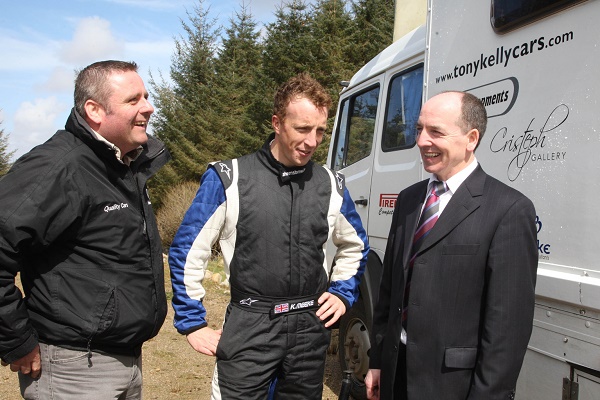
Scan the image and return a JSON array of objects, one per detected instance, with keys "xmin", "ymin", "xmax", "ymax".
[{"xmin": 338, "ymin": 299, "xmax": 370, "ymax": 400}]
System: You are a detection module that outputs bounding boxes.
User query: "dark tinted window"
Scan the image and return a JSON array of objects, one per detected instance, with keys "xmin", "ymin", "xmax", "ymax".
[
  {"xmin": 331, "ymin": 86, "xmax": 379, "ymax": 171},
  {"xmin": 382, "ymin": 66, "xmax": 423, "ymax": 152},
  {"xmin": 491, "ymin": 0, "xmax": 584, "ymax": 33}
]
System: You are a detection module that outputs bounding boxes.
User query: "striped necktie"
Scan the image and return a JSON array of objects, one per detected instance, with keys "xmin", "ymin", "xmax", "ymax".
[{"xmin": 402, "ymin": 181, "xmax": 448, "ymax": 327}]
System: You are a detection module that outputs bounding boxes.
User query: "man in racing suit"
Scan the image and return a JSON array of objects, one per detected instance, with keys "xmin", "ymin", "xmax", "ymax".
[{"xmin": 169, "ymin": 72, "xmax": 369, "ymax": 399}]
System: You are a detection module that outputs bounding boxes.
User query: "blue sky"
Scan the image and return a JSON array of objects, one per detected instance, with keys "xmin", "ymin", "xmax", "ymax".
[{"xmin": 0, "ymin": 0, "xmax": 308, "ymax": 159}]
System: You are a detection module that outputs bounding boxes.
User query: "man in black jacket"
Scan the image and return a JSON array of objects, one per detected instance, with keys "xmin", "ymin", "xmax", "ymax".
[{"xmin": 0, "ymin": 60, "xmax": 170, "ymax": 399}]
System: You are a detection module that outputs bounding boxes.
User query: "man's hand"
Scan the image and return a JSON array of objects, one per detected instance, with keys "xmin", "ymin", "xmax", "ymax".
[
  {"xmin": 365, "ymin": 369, "xmax": 381, "ymax": 400},
  {"xmin": 187, "ymin": 327, "xmax": 222, "ymax": 356},
  {"xmin": 2, "ymin": 345, "xmax": 41, "ymax": 378},
  {"xmin": 316, "ymin": 292, "xmax": 346, "ymax": 328}
]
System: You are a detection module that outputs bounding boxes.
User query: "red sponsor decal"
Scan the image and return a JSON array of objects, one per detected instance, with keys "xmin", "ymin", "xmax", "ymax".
[{"xmin": 379, "ymin": 193, "xmax": 397, "ymax": 208}]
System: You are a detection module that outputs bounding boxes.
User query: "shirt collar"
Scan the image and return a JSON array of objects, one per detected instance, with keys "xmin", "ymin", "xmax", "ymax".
[
  {"xmin": 75, "ymin": 111, "xmax": 143, "ymax": 165},
  {"xmin": 428, "ymin": 157, "xmax": 479, "ymax": 195}
]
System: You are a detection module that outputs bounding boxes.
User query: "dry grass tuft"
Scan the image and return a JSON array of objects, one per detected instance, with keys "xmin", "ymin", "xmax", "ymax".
[{"xmin": 156, "ymin": 181, "xmax": 199, "ymax": 248}]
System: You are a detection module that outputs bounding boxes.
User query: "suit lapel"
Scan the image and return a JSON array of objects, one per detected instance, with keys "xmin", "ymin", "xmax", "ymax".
[
  {"xmin": 402, "ymin": 182, "xmax": 428, "ymax": 268},
  {"xmin": 416, "ymin": 166, "xmax": 487, "ymax": 255},
  {"xmin": 389, "ymin": 181, "xmax": 428, "ymax": 273}
]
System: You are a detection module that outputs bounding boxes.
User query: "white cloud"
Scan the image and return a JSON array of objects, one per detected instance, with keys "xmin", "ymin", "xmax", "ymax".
[
  {"xmin": 59, "ymin": 17, "xmax": 125, "ymax": 65},
  {"xmin": 12, "ymin": 97, "xmax": 70, "ymax": 155},
  {"xmin": 0, "ymin": 35, "xmax": 58, "ymax": 71},
  {"xmin": 37, "ymin": 66, "xmax": 77, "ymax": 93},
  {"xmin": 124, "ymin": 39, "xmax": 174, "ymax": 79}
]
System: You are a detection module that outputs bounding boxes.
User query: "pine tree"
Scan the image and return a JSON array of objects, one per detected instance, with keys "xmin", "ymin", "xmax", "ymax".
[
  {"xmin": 347, "ymin": 0, "xmax": 395, "ymax": 66},
  {"xmin": 262, "ymin": 0, "xmax": 317, "ymax": 86},
  {"xmin": 309, "ymin": 0, "xmax": 355, "ymax": 163},
  {"xmin": 214, "ymin": 4, "xmax": 266, "ymax": 155},
  {"xmin": 148, "ymin": 0, "xmax": 398, "ymax": 208},
  {"xmin": 148, "ymin": 0, "xmax": 224, "ymax": 207},
  {"xmin": 0, "ymin": 120, "xmax": 15, "ymax": 176},
  {"xmin": 310, "ymin": 0, "xmax": 354, "ymax": 97}
]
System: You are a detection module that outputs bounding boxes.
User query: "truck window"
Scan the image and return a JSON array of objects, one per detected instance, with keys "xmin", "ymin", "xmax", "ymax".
[
  {"xmin": 491, "ymin": 0, "xmax": 584, "ymax": 33},
  {"xmin": 331, "ymin": 85, "xmax": 379, "ymax": 170},
  {"xmin": 382, "ymin": 65, "xmax": 423, "ymax": 152}
]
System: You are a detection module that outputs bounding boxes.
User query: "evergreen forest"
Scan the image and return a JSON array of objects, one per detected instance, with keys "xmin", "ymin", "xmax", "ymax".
[{"xmin": 148, "ymin": 0, "xmax": 395, "ymax": 210}]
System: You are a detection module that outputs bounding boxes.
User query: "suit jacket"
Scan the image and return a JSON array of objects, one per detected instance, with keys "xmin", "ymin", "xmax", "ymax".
[{"xmin": 370, "ymin": 165, "xmax": 538, "ymax": 400}]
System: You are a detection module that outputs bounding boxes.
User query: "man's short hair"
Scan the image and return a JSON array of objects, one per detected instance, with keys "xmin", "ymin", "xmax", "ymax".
[
  {"xmin": 273, "ymin": 72, "xmax": 332, "ymax": 121},
  {"xmin": 74, "ymin": 60, "xmax": 139, "ymax": 117},
  {"xmin": 457, "ymin": 92, "xmax": 487, "ymax": 150}
]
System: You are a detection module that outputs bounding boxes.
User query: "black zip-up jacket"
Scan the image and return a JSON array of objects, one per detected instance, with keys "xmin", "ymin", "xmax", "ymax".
[{"xmin": 0, "ymin": 109, "xmax": 170, "ymax": 363}]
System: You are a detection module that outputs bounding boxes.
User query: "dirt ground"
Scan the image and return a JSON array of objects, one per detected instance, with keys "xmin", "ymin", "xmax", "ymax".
[{"xmin": 0, "ymin": 262, "xmax": 343, "ymax": 399}]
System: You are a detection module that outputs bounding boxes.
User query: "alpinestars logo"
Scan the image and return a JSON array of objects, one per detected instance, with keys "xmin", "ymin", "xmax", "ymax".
[
  {"xmin": 218, "ymin": 163, "xmax": 232, "ymax": 180},
  {"xmin": 335, "ymin": 172, "xmax": 344, "ymax": 190},
  {"xmin": 239, "ymin": 298, "xmax": 258, "ymax": 307}
]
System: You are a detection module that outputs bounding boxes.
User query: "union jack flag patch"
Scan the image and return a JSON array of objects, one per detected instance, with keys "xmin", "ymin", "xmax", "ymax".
[{"xmin": 274, "ymin": 303, "xmax": 289, "ymax": 314}]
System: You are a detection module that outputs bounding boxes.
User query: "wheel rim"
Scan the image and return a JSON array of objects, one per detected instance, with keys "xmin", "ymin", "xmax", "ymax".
[{"xmin": 343, "ymin": 317, "xmax": 370, "ymax": 383}]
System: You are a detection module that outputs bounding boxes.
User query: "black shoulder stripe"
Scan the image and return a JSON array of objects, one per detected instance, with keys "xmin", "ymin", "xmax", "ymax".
[
  {"xmin": 211, "ymin": 160, "xmax": 234, "ymax": 190},
  {"xmin": 333, "ymin": 170, "xmax": 345, "ymax": 197}
]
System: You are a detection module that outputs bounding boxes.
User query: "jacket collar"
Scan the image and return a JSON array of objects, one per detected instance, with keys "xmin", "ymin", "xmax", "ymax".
[
  {"xmin": 72, "ymin": 111, "xmax": 144, "ymax": 165},
  {"xmin": 259, "ymin": 132, "xmax": 312, "ymax": 183},
  {"xmin": 415, "ymin": 165, "xmax": 486, "ymax": 255},
  {"xmin": 64, "ymin": 108, "xmax": 169, "ymax": 172}
]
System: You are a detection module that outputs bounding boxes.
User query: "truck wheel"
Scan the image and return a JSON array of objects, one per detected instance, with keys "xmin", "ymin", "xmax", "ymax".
[{"xmin": 338, "ymin": 301, "xmax": 370, "ymax": 400}]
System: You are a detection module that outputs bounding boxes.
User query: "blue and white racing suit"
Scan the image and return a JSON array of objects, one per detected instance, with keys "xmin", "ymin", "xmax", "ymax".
[{"xmin": 169, "ymin": 135, "xmax": 369, "ymax": 399}]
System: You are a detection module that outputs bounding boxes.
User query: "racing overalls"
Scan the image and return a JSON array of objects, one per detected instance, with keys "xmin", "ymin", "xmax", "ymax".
[{"xmin": 169, "ymin": 134, "xmax": 369, "ymax": 399}]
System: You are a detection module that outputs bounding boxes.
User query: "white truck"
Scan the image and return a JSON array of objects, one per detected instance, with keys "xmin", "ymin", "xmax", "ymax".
[{"xmin": 327, "ymin": 1, "xmax": 600, "ymax": 399}]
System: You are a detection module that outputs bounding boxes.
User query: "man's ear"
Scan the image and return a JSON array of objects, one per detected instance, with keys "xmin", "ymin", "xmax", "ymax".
[
  {"xmin": 272, "ymin": 114, "xmax": 280, "ymax": 134},
  {"xmin": 466, "ymin": 128, "xmax": 480, "ymax": 152},
  {"xmin": 84, "ymin": 100, "xmax": 104, "ymax": 125}
]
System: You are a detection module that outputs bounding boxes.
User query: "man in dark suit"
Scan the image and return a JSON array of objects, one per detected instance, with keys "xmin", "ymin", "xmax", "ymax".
[{"xmin": 365, "ymin": 91, "xmax": 538, "ymax": 400}]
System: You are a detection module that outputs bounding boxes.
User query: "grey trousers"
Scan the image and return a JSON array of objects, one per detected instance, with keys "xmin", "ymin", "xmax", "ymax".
[{"xmin": 19, "ymin": 343, "xmax": 142, "ymax": 400}]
